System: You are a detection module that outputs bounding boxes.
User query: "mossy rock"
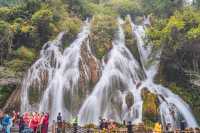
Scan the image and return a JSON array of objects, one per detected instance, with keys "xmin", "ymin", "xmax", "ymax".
[
  {"xmin": 125, "ymin": 92, "xmax": 134, "ymax": 109},
  {"xmin": 58, "ymin": 17, "xmax": 82, "ymax": 45},
  {"xmin": 28, "ymin": 87, "xmax": 42, "ymax": 104},
  {"xmin": 4, "ymin": 59, "xmax": 31, "ymax": 73},
  {"xmin": 142, "ymin": 88, "xmax": 159, "ymax": 124},
  {"xmin": 123, "ymin": 17, "xmax": 140, "ymax": 63},
  {"xmin": 16, "ymin": 46, "xmax": 36, "ymax": 61},
  {"xmin": 90, "ymin": 15, "xmax": 117, "ymax": 60},
  {"xmin": 0, "ymin": 67, "xmax": 15, "ymax": 78}
]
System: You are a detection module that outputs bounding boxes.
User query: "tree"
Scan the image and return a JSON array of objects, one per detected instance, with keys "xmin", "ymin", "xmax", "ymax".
[
  {"xmin": 140, "ymin": 0, "xmax": 184, "ymax": 17},
  {"xmin": 194, "ymin": 0, "xmax": 200, "ymax": 9},
  {"xmin": 0, "ymin": 21, "xmax": 13, "ymax": 64},
  {"xmin": 31, "ymin": 8, "xmax": 53, "ymax": 45}
]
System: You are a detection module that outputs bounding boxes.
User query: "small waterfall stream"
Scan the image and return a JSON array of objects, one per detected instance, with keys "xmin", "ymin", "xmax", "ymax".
[
  {"xmin": 78, "ymin": 18, "xmax": 144, "ymax": 125},
  {"xmin": 21, "ymin": 20, "xmax": 92, "ymax": 121},
  {"xmin": 184, "ymin": 0, "xmax": 193, "ymax": 5},
  {"xmin": 21, "ymin": 32, "xmax": 64, "ymax": 112},
  {"xmin": 131, "ymin": 19, "xmax": 198, "ymax": 128}
]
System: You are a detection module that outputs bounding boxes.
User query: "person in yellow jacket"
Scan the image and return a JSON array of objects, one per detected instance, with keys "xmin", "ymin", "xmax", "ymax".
[{"xmin": 153, "ymin": 122, "xmax": 162, "ymax": 133}]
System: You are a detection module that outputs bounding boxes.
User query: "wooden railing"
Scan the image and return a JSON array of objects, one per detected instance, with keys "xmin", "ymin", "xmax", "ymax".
[
  {"xmin": 51, "ymin": 127, "xmax": 200, "ymax": 133},
  {"xmin": 11, "ymin": 123, "xmax": 200, "ymax": 133}
]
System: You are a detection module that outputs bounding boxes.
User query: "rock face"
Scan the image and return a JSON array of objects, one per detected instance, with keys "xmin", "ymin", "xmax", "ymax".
[
  {"xmin": 123, "ymin": 19, "xmax": 140, "ymax": 63},
  {"xmin": 57, "ymin": 36, "xmax": 103, "ymax": 115},
  {"xmin": 65, "ymin": 38, "xmax": 102, "ymax": 114},
  {"xmin": 0, "ymin": 78, "xmax": 20, "ymax": 111},
  {"xmin": 79, "ymin": 38, "xmax": 101, "ymax": 89},
  {"xmin": 0, "ymin": 67, "xmax": 21, "ymax": 112},
  {"xmin": 0, "ymin": 78, "xmax": 20, "ymax": 86},
  {"xmin": 89, "ymin": 15, "xmax": 117, "ymax": 60},
  {"xmin": 125, "ymin": 92, "xmax": 134, "ymax": 109},
  {"xmin": 3, "ymin": 87, "xmax": 21, "ymax": 112}
]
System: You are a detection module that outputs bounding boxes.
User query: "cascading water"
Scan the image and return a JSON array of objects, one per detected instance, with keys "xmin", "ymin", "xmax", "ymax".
[
  {"xmin": 21, "ymin": 32, "xmax": 64, "ymax": 112},
  {"xmin": 184, "ymin": 0, "xmax": 193, "ymax": 5},
  {"xmin": 20, "ymin": 15, "xmax": 198, "ymax": 128},
  {"xmin": 21, "ymin": 20, "xmax": 92, "ymax": 121},
  {"xmin": 130, "ymin": 18, "xmax": 198, "ymax": 128},
  {"xmin": 78, "ymin": 18, "xmax": 144, "ymax": 125}
]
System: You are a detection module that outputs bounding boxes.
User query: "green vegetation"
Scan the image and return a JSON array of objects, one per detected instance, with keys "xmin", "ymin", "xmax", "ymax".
[
  {"xmin": 66, "ymin": 0, "xmax": 142, "ymax": 18},
  {"xmin": 0, "ymin": 20, "xmax": 13, "ymax": 64},
  {"xmin": 31, "ymin": 8, "xmax": 54, "ymax": 44},
  {"xmin": 16, "ymin": 46, "xmax": 36, "ymax": 61},
  {"xmin": 90, "ymin": 15, "xmax": 117, "ymax": 59},
  {"xmin": 0, "ymin": 85, "xmax": 14, "ymax": 107},
  {"xmin": 142, "ymin": 89, "xmax": 159, "ymax": 128},
  {"xmin": 140, "ymin": 0, "xmax": 183, "ymax": 17},
  {"xmin": 123, "ymin": 17, "xmax": 140, "ymax": 61},
  {"xmin": 0, "ymin": 0, "xmax": 83, "ymax": 73},
  {"xmin": 147, "ymin": 7, "xmax": 200, "ymax": 50}
]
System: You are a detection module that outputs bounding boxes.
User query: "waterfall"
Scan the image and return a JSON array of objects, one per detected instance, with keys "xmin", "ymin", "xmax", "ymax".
[
  {"xmin": 130, "ymin": 18, "xmax": 198, "ymax": 128},
  {"xmin": 78, "ymin": 18, "xmax": 144, "ymax": 125},
  {"xmin": 21, "ymin": 20, "xmax": 91, "ymax": 121},
  {"xmin": 21, "ymin": 16, "xmax": 198, "ymax": 128},
  {"xmin": 184, "ymin": 0, "xmax": 193, "ymax": 5},
  {"xmin": 21, "ymin": 32, "xmax": 64, "ymax": 112}
]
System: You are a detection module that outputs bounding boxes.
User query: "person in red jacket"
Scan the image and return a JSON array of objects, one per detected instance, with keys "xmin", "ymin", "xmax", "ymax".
[
  {"xmin": 41, "ymin": 113, "xmax": 49, "ymax": 133},
  {"xmin": 29, "ymin": 112, "xmax": 39, "ymax": 133},
  {"xmin": 23, "ymin": 112, "xmax": 30, "ymax": 126}
]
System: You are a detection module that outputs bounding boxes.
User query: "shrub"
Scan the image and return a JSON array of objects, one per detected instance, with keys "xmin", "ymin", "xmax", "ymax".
[
  {"xmin": 59, "ymin": 17, "xmax": 82, "ymax": 40},
  {"xmin": 0, "ymin": 85, "xmax": 14, "ymax": 107},
  {"xmin": 32, "ymin": 8, "xmax": 53, "ymax": 25},
  {"xmin": 16, "ymin": 46, "xmax": 36, "ymax": 61},
  {"xmin": 140, "ymin": 0, "xmax": 183, "ymax": 17},
  {"xmin": 32, "ymin": 8, "xmax": 54, "ymax": 44},
  {"xmin": 109, "ymin": 0, "xmax": 142, "ymax": 17},
  {"xmin": 0, "ymin": 7, "xmax": 11, "ymax": 20},
  {"xmin": 23, "ymin": 0, "xmax": 41, "ymax": 15},
  {"xmin": 0, "ymin": 20, "xmax": 10, "ymax": 34},
  {"xmin": 5, "ymin": 59, "xmax": 29, "ymax": 72},
  {"xmin": 10, "ymin": 21, "xmax": 38, "ymax": 49},
  {"xmin": 146, "ymin": 8, "xmax": 200, "ymax": 51},
  {"xmin": 11, "ymin": 21, "xmax": 35, "ymax": 33},
  {"xmin": 187, "ymin": 25, "xmax": 200, "ymax": 40},
  {"xmin": 86, "ymin": 2, "xmax": 117, "ymax": 16},
  {"xmin": 0, "ymin": 6, "xmax": 31, "ymax": 21},
  {"xmin": 123, "ymin": 17, "xmax": 139, "ymax": 61}
]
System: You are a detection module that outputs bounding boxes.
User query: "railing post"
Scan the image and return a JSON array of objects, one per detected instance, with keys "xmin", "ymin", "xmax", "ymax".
[
  {"xmin": 127, "ymin": 121, "xmax": 132, "ymax": 133},
  {"xmin": 73, "ymin": 123, "xmax": 78, "ymax": 133}
]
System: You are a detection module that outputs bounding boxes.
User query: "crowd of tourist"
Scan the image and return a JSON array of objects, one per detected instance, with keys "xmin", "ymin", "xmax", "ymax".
[
  {"xmin": 99, "ymin": 117, "xmax": 117, "ymax": 130},
  {"xmin": 0, "ymin": 109, "xmax": 49, "ymax": 133},
  {"xmin": 0, "ymin": 109, "xmax": 192, "ymax": 133}
]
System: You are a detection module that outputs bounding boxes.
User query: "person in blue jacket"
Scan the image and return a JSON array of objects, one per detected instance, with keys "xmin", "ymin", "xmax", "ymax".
[
  {"xmin": 0, "ymin": 116, "xmax": 3, "ymax": 132},
  {"xmin": 0, "ymin": 109, "xmax": 4, "ymax": 132},
  {"xmin": 2, "ymin": 114, "xmax": 12, "ymax": 133}
]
